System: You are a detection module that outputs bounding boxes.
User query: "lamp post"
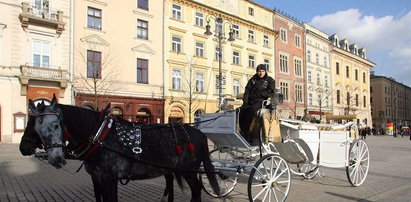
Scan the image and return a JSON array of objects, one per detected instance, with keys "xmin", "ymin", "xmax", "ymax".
[{"xmin": 204, "ymin": 15, "xmax": 235, "ymax": 110}]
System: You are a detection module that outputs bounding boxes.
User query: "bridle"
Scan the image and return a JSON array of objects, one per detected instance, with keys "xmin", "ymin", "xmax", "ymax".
[{"xmin": 34, "ymin": 112, "xmax": 66, "ymax": 150}]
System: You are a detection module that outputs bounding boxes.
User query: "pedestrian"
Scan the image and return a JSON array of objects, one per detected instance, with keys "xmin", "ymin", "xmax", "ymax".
[
  {"xmin": 239, "ymin": 64, "xmax": 275, "ymax": 143},
  {"xmin": 360, "ymin": 128, "xmax": 367, "ymax": 140}
]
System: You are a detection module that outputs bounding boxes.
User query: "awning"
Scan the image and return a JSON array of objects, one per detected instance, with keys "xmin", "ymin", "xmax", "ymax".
[{"xmin": 325, "ymin": 114, "xmax": 357, "ymax": 120}]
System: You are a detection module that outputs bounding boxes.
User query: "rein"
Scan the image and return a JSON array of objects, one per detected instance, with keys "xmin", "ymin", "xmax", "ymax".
[{"xmin": 34, "ymin": 112, "xmax": 65, "ymax": 150}]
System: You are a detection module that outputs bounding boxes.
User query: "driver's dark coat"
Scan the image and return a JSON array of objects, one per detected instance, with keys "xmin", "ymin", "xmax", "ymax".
[{"xmin": 243, "ymin": 73, "xmax": 275, "ymax": 105}]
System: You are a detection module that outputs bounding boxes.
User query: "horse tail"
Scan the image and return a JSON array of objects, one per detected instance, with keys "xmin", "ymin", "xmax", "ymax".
[{"xmin": 201, "ymin": 137, "xmax": 221, "ymax": 196}]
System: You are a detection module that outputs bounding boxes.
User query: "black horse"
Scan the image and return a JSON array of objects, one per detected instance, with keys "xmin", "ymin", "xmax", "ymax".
[{"xmin": 22, "ymin": 97, "xmax": 220, "ymax": 202}]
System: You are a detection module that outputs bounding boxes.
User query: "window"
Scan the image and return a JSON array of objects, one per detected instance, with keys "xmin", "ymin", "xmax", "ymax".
[
  {"xmin": 355, "ymin": 94, "xmax": 359, "ymax": 106},
  {"xmin": 233, "ymin": 51, "xmax": 240, "ymax": 65},
  {"xmin": 307, "ymin": 50, "xmax": 311, "ymax": 62},
  {"xmin": 347, "ymin": 92, "xmax": 350, "ymax": 105},
  {"xmin": 248, "ymin": 55, "xmax": 255, "ymax": 68},
  {"xmin": 315, "ymin": 53, "xmax": 319, "ymax": 64},
  {"xmin": 172, "ymin": 4, "xmax": 182, "ymax": 20},
  {"xmin": 336, "ymin": 62, "xmax": 340, "ymax": 75},
  {"xmin": 280, "ymin": 82, "xmax": 289, "ymax": 101},
  {"xmin": 336, "ymin": 90, "xmax": 340, "ymax": 104},
  {"xmin": 280, "ymin": 29, "xmax": 287, "ymax": 42},
  {"xmin": 233, "ymin": 79, "xmax": 240, "ymax": 96},
  {"xmin": 172, "ymin": 69, "xmax": 181, "ymax": 90},
  {"xmin": 294, "ymin": 59, "xmax": 302, "ymax": 76},
  {"xmin": 87, "ymin": 7, "xmax": 102, "ymax": 30},
  {"xmin": 137, "ymin": 19, "xmax": 148, "ymax": 40},
  {"xmin": 87, "ymin": 50, "xmax": 101, "ymax": 79},
  {"xmin": 195, "ymin": 12, "xmax": 203, "ymax": 26},
  {"xmin": 248, "ymin": 7, "xmax": 254, "ymax": 16},
  {"xmin": 137, "ymin": 58, "xmax": 148, "ymax": 84},
  {"xmin": 317, "ymin": 73, "xmax": 321, "ymax": 85},
  {"xmin": 295, "ymin": 84, "xmax": 302, "ymax": 103},
  {"xmin": 248, "ymin": 30, "xmax": 254, "ymax": 42},
  {"xmin": 195, "ymin": 42, "xmax": 204, "ymax": 57},
  {"xmin": 32, "ymin": 40, "xmax": 51, "ymax": 67},
  {"xmin": 172, "ymin": 36, "xmax": 182, "ymax": 52},
  {"xmin": 346, "ymin": 66, "xmax": 350, "ymax": 78},
  {"xmin": 370, "ymin": 87, "xmax": 373, "ymax": 93},
  {"xmin": 325, "ymin": 96, "xmax": 329, "ymax": 107},
  {"xmin": 363, "ymin": 72, "xmax": 366, "ymax": 83},
  {"xmin": 323, "ymin": 56, "xmax": 328, "ymax": 67},
  {"xmin": 363, "ymin": 96, "xmax": 366, "ymax": 107},
  {"xmin": 137, "ymin": 0, "xmax": 148, "ymax": 10},
  {"xmin": 232, "ymin": 24, "xmax": 239, "ymax": 38},
  {"xmin": 280, "ymin": 54, "xmax": 288, "ymax": 73},
  {"xmin": 317, "ymin": 95, "xmax": 321, "ymax": 106},
  {"xmin": 309, "ymin": 93, "xmax": 313, "ymax": 106},
  {"xmin": 355, "ymin": 69, "xmax": 358, "ymax": 80},
  {"xmin": 215, "ymin": 47, "xmax": 223, "ymax": 61},
  {"xmin": 195, "ymin": 73, "xmax": 204, "ymax": 92},
  {"xmin": 264, "ymin": 59, "xmax": 270, "ymax": 72},
  {"xmin": 263, "ymin": 35, "xmax": 269, "ymax": 47},
  {"xmin": 308, "ymin": 71, "xmax": 312, "ymax": 82},
  {"xmin": 295, "ymin": 35, "xmax": 300, "ymax": 47}
]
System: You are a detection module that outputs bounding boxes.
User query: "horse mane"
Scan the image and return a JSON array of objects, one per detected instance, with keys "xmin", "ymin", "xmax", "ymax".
[{"xmin": 57, "ymin": 104, "xmax": 101, "ymax": 140}]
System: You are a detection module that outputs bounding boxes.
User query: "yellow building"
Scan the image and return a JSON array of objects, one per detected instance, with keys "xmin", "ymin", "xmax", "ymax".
[
  {"xmin": 72, "ymin": 0, "xmax": 165, "ymax": 123},
  {"xmin": 329, "ymin": 34, "xmax": 376, "ymax": 126},
  {"xmin": 163, "ymin": 0, "xmax": 277, "ymax": 123},
  {"xmin": 0, "ymin": 0, "xmax": 70, "ymax": 143}
]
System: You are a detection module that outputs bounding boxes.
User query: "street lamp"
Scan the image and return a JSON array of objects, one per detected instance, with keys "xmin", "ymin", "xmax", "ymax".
[{"xmin": 204, "ymin": 15, "xmax": 235, "ymax": 110}]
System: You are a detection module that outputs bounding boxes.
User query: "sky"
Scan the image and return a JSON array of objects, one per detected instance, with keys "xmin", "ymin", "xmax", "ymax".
[{"xmin": 254, "ymin": 0, "xmax": 411, "ymax": 86}]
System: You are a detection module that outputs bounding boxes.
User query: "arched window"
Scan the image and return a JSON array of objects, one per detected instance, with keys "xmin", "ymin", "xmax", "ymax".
[
  {"xmin": 33, "ymin": 99, "xmax": 51, "ymax": 107},
  {"xmin": 136, "ymin": 108, "xmax": 151, "ymax": 123},
  {"xmin": 112, "ymin": 107, "xmax": 123, "ymax": 118},
  {"xmin": 194, "ymin": 109, "xmax": 204, "ymax": 118}
]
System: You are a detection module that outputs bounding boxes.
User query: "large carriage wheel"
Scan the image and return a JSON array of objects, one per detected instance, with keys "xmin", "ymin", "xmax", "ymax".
[
  {"xmin": 346, "ymin": 139, "xmax": 370, "ymax": 186},
  {"xmin": 199, "ymin": 148, "xmax": 238, "ymax": 197},
  {"xmin": 248, "ymin": 154, "xmax": 291, "ymax": 202}
]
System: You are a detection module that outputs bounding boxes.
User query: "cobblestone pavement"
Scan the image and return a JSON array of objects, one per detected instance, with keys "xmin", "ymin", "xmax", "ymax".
[{"xmin": 1, "ymin": 135, "xmax": 411, "ymax": 201}]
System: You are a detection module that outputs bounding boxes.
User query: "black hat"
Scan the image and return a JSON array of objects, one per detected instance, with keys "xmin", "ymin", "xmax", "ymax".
[{"xmin": 256, "ymin": 64, "xmax": 267, "ymax": 72}]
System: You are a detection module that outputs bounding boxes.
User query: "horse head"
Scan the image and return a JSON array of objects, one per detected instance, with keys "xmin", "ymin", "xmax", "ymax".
[
  {"xmin": 19, "ymin": 115, "xmax": 43, "ymax": 156},
  {"xmin": 28, "ymin": 96, "xmax": 66, "ymax": 169}
]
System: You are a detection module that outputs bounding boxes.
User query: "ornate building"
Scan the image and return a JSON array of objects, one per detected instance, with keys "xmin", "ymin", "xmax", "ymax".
[{"xmin": 0, "ymin": 0, "xmax": 70, "ymax": 143}]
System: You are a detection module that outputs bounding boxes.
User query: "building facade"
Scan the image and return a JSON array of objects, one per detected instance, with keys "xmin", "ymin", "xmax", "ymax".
[
  {"xmin": 273, "ymin": 10, "xmax": 305, "ymax": 119},
  {"xmin": 72, "ymin": 0, "xmax": 164, "ymax": 123},
  {"xmin": 163, "ymin": 0, "xmax": 277, "ymax": 123},
  {"xmin": 329, "ymin": 34, "xmax": 375, "ymax": 126},
  {"xmin": 0, "ymin": 0, "xmax": 70, "ymax": 143},
  {"xmin": 370, "ymin": 75, "xmax": 411, "ymax": 132},
  {"xmin": 304, "ymin": 23, "xmax": 332, "ymax": 122}
]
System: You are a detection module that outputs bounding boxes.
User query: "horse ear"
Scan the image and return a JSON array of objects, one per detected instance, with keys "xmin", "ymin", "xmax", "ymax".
[
  {"xmin": 28, "ymin": 99, "xmax": 38, "ymax": 114},
  {"xmin": 52, "ymin": 94, "xmax": 57, "ymax": 103}
]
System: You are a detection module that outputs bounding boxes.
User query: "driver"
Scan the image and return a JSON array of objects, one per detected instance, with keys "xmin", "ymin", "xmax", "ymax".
[{"xmin": 239, "ymin": 64, "xmax": 275, "ymax": 142}]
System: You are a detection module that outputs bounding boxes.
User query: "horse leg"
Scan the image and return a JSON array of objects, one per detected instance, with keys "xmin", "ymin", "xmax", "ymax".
[
  {"xmin": 100, "ymin": 178, "xmax": 118, "ymax": 202},
  {"xmin": 183, "ymin": 173, "xmax": 202, "ymax": 202},
  {"xmin": 91, "ymin": 175, "xmax": 103, "ymax": 202},
  {"xmin": 162, "ymin": 173, "xmax": 174, "ymax": 202}
]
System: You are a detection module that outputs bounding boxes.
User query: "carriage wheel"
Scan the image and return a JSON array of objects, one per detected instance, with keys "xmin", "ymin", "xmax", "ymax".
[
  {"xmin": 199, "ymin": 148, "xmax": 238, "ymax": 197},
  {"xmin": 248, "ymin": 154, "xmax": 291, "ymax": 202},
  {"xmin": 346, "ymin": 139, "xmax": 370, "ymax": 187},
  {"xmin": 297, "ymin": 163, "xmax": 319, "ymax": 179}
]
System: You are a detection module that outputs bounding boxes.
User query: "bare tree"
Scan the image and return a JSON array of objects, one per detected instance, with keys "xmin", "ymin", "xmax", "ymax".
[
  {"xmin": 73, "ymin": 44, "xmax": 120, "ymax": 110},
  {"xmin": 172, "ymin": 58, "xmax": 203, "ymax": 122},
  {"xmin": 315, "ymin": 87, "xmax": 332, "ymax": 120}
]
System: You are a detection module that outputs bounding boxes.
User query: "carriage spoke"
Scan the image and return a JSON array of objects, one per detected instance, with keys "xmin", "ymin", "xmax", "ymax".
[{"xmin": 252, "ymin": 183, "xmax": 270, "ymax": 200}]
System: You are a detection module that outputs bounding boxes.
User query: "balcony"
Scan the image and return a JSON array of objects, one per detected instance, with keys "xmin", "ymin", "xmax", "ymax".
[
  {"xmin": 19, "ymin": 64, "xmax": 69, "ymax": 95},
  {"xmin": 19, "ymin": 2, "xmax": 65, "ymax": 34}
]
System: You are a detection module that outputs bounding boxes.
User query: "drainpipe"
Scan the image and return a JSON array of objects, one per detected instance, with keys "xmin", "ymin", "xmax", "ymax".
[
  {"xmin": 69, "ymin": 0, "xmax": 74, "ymax": 105},
  {"xmin": 162, "ymin": 0, "xmax": 166, "ymax": 123}
]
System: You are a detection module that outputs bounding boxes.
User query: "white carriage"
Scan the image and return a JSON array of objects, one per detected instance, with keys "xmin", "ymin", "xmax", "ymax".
[{"xmin": 198, "ymin": 95, "xmax": 370, "ymax": 202}]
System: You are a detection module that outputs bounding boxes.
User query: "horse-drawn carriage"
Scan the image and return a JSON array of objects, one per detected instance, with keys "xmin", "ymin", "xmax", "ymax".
[{"xmin": 197, "ymin": 92, "xmax": 370, "ymax": 202}]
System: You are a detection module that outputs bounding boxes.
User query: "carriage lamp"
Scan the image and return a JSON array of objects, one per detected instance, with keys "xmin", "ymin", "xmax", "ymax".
[{"xmin": 204, "ymin": 15, "xmax": 235, "ymax": 110}]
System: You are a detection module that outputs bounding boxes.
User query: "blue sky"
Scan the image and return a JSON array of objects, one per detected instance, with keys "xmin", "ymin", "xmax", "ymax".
[{"xmin": 254, "ymin": 0, "xmax": 411, "ymax": 86}]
